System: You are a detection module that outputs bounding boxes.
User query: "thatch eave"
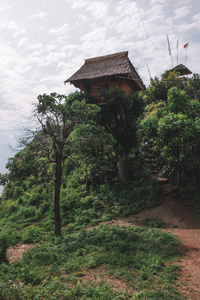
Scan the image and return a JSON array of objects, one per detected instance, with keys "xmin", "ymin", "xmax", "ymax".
[
  {"xmin": 171, "ymin": 64, "xmax": 192, "ymax": 76},
  {"xmin": 64, "ymin": 51, "xmax": 145, "ymax": 91}
]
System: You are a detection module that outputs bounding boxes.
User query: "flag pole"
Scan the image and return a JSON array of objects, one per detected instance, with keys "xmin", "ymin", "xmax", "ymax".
[
  {"xmin": 171, "ymin": 50, "xmax": 173, "ymax": 68},
  {"xmin": 176, "ymin": 38, "xmax": 179, "ymax": 65},
  {"xmin": 185, "ymin": 46, "xmax": 188, "ymax": 66},
  {"xmin": 145, "ymin": 61, "xmax": 152, "ymax": 80},
  {"xmin": 167, "ymin": 34, "xmax": 173, "ymax": 68},
  {"xmin": 183, "ymin": 43, "xmax": 189, "ymax": 66}
]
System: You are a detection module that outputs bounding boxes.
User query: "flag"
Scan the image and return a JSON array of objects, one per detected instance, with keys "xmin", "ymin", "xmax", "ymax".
[
  {"xmin": 167, "ymin": 34, "xmax": 171, "ymax": 56},
  {"xmin": 183, "ymin": 43, "xmax": 189, "ymax": 49}
]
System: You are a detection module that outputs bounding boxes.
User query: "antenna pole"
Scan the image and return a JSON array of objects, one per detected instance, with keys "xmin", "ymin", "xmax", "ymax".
[
  {"xmin": 171, "ymin": 54, "xmax": 173, "ymax": 68},
  {"xmin": 167, "ymin": 34, "xmax": 173, "ymax": 68},
  {"xmin": 176, "ymin": 38, "xmax": 179, "ymax": 65},
  {"xmin": 145, "ymin": 61, "xmax": 152, "ymax": 79},
  {"xmin": 185, "ymin": 47, "xmax": 188, "ymax": 66}
]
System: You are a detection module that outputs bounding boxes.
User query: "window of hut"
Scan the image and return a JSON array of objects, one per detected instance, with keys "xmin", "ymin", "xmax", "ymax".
[{"xmin": 102, "ymin": 83, "xmax": 109, "ymax": 91}]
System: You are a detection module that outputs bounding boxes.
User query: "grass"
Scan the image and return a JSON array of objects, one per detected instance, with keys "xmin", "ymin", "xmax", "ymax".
[
  {"xmin": 0, "ymin": 156, "xmax": 188, "ymax": 299},
  {"xmin": 0, "ymin": 225, "xmax": 185, "ymax": 299},
  {"xmin": 141, "ymin": 217, "xmax": 167, "ymax": 228}
]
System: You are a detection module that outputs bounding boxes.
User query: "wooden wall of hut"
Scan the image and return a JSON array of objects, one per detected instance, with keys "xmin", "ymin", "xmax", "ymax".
[{"xmin": 81, "ymin": 76, "xmax": 138, "ymax": 98}]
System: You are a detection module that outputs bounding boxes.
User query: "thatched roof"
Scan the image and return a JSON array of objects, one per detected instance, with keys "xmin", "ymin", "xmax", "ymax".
[
  {"xmin": 65, "ymin": 51, "xmax": 145, "ymax": 90},
  {"xmin": 172, "ymin": 64, "xmax": 192, "ymax": 76}
]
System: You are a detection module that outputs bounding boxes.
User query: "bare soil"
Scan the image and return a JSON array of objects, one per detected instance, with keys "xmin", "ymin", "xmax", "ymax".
[{"xmin": 7, "ymin": 243, "xmax": 35, "ymax": 264}]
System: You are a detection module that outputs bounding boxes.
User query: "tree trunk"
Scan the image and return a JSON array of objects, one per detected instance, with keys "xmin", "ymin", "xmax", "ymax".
[
  {"xmin": 54, "ymin": 154, "xmax": 62, "ymax": 236},
  {"xmin": 117, "ymin": 152, "xmax": 128, "ymax": 184}
]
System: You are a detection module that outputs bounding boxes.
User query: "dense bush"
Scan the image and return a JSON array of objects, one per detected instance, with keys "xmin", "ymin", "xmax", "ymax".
[
  {"xmin": 0, "ymin": 234, "xmax": 9, "ymax": 263},
  {"xmin": 141, "ymin": 86, "xmax": 200, "ymax": 184}
]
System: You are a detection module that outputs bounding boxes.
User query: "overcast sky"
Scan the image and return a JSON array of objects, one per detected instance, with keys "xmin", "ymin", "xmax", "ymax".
[{"xmin": 0, "ymin": 0, "xmax": 200, "ymax": 180}]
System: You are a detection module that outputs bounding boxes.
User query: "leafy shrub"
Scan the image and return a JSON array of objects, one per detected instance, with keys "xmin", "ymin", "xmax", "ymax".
[
  {"xmin": 0, "ymin": 234, "xmax": 9, "ymax": 263},
  {"xmin": 0, "ymin": 229, "xmax": 20, "ymax": 264},
  {"xmin": 22, "ymin": 246, "xmax": 57, "ymax": 266},
  {"xmin": 8, "ymin": 206, "xmax": 36, "ymax": 224},
  {"xmin": 19, "ymin": 266, "xmax": 44, "ymax": 285},
  {"xmin": 141, "ymin": 217, "xmax": 166, "ymax": 228},
  {"xmin": 21, "ymin": 226, "xmax": 44, "ymax": 243},
  {"xmin": 0, "ymin": 199, "xmax": 18, "ymax": 218}
]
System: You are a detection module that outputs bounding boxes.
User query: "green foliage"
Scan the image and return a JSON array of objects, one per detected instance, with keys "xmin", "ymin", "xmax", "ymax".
[
  {"xmin": 99, "ymin": 88, "xmax": 145, "ymax": 152},
  {"xmin": 0, "ymin": 90, "xmax": 152, "ymax": 235},
  {"xmin": 0, "ymin": 229, "xmax": 20, "ymax": 264},
  {"xmin": 0, "ymin": 179, "xmax": 53, "ymax": 232},
  {"xmin": 144, "ymin": 70, "xmax": 184, "ymax": 104},
  {"xmin": 0, "ymin": 225, "xmax": 182, "ymax": 299},
  {"xmin": 0, "ymin": 89, "xmax": 188, "ymax": 299},
  {"xmin": 141, "ymin": 217, "xmax": 166, "ymax": 228},
  {"xmin": 34, "ymin": 92, "xmax": 107, "ymax": 235},
  {"xmin": 0, "ymin": 121, "xmax": 157, "ymax": 236},
  {"xmin": 158, "ymin": 112, "xmax": 200, "ymax": 181},
  {"xmin": 0, "ymin": 279, "xmax": 130, "ymax": 299},
  {"xmin": 95, "ymin": 88, "xmax": 145, "ymax": 182},
  {"xmin": 141, "ymin": 85, "xmax": 200, "ymax": 183},
  {"xmin": 185, "ymin": 73, "xmax": 200, "ymax": 100},
  {"xmin": 59, "ymin": 156, "xmax": 158, "ymax": 229},
  {"xmin": 167, "ymin": 86, "xmax": 189, "ymax": 113},
  {"xmin": 6, "ymin": 149, "xmax": 39, "ymax": 183},
  {"xmin": 0, "ymin": 173, "xmax": 8, "ymax": 186},
  {"xmin": 0, "ymin": 234, "xmax": 9, "ymax": 263},
  {"xmin": 21, "ymin": 226, "xmax": 44, "ymax": 243}
]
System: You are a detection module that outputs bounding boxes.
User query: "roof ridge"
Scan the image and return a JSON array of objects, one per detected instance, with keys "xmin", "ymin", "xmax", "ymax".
[{"xmin": 85, "ymin": 51, "xmax": 128, "ymax": 64}]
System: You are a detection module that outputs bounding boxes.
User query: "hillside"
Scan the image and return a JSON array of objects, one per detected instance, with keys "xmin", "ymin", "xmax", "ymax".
[
  {"xmin": 2, "ymin": 175, "xmax": 200, "ymax": 299},
  {"xmin": 1, "ymin": 72, "xmax": 200, "ymax": 299}
]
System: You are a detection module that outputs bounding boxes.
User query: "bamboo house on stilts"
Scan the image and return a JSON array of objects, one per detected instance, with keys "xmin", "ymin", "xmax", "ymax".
[{"xmin": 65, "ymin": 51, "xmax": 145, "ymax": 99}]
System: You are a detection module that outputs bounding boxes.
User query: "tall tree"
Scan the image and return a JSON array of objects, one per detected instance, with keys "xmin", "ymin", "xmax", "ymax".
[
  {"xmin": 98, "ymin": 89, "xmax": 145, "ymax": 183},
  {"xmin": 20, "ymin": 93, "xmax": 99, "ymax": 236}
]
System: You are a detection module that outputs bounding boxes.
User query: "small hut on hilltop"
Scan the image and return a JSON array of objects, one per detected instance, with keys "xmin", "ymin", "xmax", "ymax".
[
  {"xmin": 65, "ymin": 51, "xmax": 145, "ymax": 98},
  {"xmin": 171, "ymin": 64, "xmax": 192, "ymax": 76}
]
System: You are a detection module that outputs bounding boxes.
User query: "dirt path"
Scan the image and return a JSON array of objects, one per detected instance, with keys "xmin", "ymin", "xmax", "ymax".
[
  {"xmin": 134, "ymin": 196, "xmax": 200, "ymax": 299},
  {"xmin": 102, "ymin": 181, "xmax": 200, "ymax": 299}
]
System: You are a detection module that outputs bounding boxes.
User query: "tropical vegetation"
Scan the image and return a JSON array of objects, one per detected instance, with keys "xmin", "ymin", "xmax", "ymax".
[{"xmin": 0, "ymin": 70, "xmax": 200, "ymax": 299}]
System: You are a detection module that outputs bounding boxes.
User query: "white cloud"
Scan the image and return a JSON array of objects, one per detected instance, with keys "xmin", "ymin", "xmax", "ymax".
[
  {"xmin": 192, "ymin": 12, "xmax": 200, "ymax": 24},
  {"xmin": 65, "ymin": 0, "xmax": 109, "ymax": 20},
  {"xmin": 85, "ymin": 1, "xmax": 109, "ymax": 19},
  {"xmin": 151, "ymin": 0, "xmax": 169, "ymax": 4},
  {"xmin": 177, "ymin": 0, "xmax": 190, "ymax": 5},
  {"xmin": 26, "ymin": 43, "xmax": 44, "ymax": 51},
  {"xmin": 30, "ymin": 10, "xmax": 48, "ymax": 19},
  {"xmin": 66, "ymin": 0, "xmax": 91, "ymax": 9},
  {"xmin": 0, "ymin": 2, "xmax": 12, "ymax": 14},
  {"xmin": 44, "ymin": 51, "xmax": 67, "ymax": 66},
  {"xmin": 17, "ymin": 37, "xmax": 28, "ymax": 48},
  {"xmin": 173, "ymin": 5, "xmax": 191, "ymax": 20},
  {"xmin": 79, "ymin": 14, "xmax": 88, "ymax": 22},
  {"xmin": 81, "ymin": 27, "xmax": 106, "ymax": 43},
  {"xmin": 0, "ymin": 20, "xmax": 26, "ymax": 37},
  {"xmin": 49, "ymin": 23, "xmax": 69, "ymax": 35}
]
